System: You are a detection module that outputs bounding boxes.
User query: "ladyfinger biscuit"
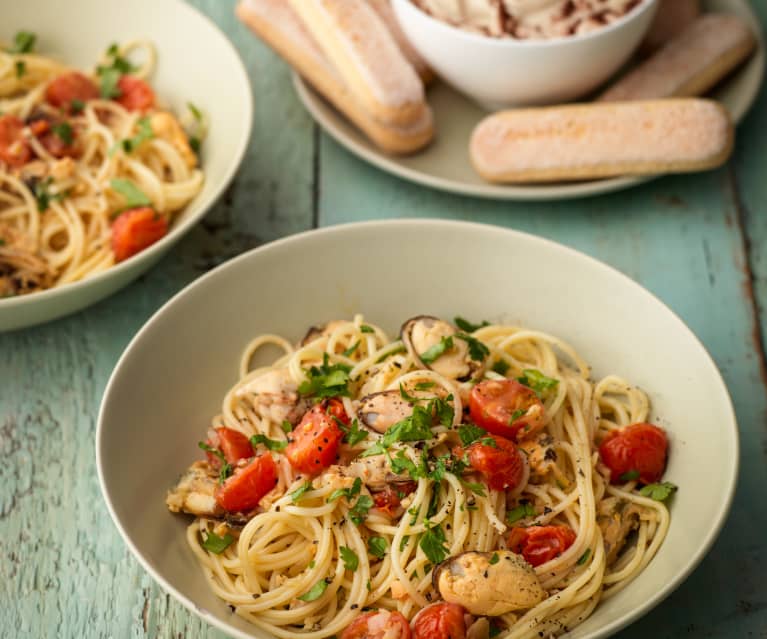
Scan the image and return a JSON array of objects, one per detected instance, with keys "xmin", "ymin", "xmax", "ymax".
[
  {"xmin": 641, "ymin": 0, "xmax": 700, "ymax": 54},
  {"xmin": 288, "ymin": 0, "xmax": 428, "ymax": 127},
  {"xmin": 236, "ymin": 0, "xmax": 434, "ymax": 155},
  {"xmin": 470, "ymin": 99, "xmax": 733, "ymax": 184},
  {"xmin": 600, "ymin": 14, "xmax": 755, "ymax": 102},
  {"xmin": 367, "ymin": 0, "xmax": 434, "ymax": 84}
]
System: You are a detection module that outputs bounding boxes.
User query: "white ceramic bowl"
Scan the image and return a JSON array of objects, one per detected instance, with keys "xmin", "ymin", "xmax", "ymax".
[
  {"xmin": 391, "ymin": 0, "xmax": 659, "ymax": 109},
  {"xmin": 0, "ymin": 0, "xmax": 253, "ymax": 332},
  {"xmin": 98, "ymin": 219, "xmax": 737, "ymax": 639}
]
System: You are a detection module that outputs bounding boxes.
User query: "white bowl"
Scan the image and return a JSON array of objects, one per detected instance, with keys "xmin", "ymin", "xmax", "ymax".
[
  {"xmin": 0, "ymin": 0, "xmax": 253, "ymax": 332},
  {"xmin": 98, "ymin": 219, "xmax": 737, "ymax": 639},
  {"xmin": 391, "ymin": 0, "xmax": 659, "ymax": 109}
]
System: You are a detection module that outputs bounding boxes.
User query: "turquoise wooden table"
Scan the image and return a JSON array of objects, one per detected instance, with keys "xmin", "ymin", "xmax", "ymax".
[{"xmin": 2, "ymin": 1, "xmax": 766, "ymax": 636}]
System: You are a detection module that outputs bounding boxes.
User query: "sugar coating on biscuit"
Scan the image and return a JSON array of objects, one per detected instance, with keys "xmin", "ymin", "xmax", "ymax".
[{"xmin": 471, "ymin": 100, "xmax": 730, "ymax": 175}]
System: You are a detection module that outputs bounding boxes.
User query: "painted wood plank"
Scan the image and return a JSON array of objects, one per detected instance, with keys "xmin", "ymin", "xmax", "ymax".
[{"xmin": 0, "ymin": 1, "xmax": 316, "ymax": 637}]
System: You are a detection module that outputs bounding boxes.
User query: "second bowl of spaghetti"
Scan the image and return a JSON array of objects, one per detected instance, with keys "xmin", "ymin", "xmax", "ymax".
[
  {"xmin": 0, "ymin": 0, "xmax": 252, "ymax": 331},
  {"xmin": 97, "ymin": 219, "xmax": 738, "ymax": 639}
]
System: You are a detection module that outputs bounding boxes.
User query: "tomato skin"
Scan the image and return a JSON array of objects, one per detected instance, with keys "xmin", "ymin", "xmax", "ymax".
[
  {"xmin": 45, "ymin": 72, "xmax": 99, "ymax": 112},
  {"xmin": 115, "ymin": 75, "xmax": 155, "ymax": 111},
  {"xmin": 469, "ymin": 379, "xmax": 545, "ymax": 442},
  {"xmin": 285, "ymin": 403, "xmax": 344, "ymax": 476},
  {"xmin": 215, "ymin": 454, "xmax": 278, "ymax": 512},
  {"xmin": 412, "ymin": 602, "xmax": 466, "ymax": 639},
  {"xmin": 372, "ymin": 482, "xmax": 417, "ymax": 518},
  {"xmin": 341, "ymin": 610, "xmax": 412, "ymax": 639},
  {"xmin": 205, "ymin": 427, "xmax": 254, "ymax": 467},
  {"xmin": 111, "ymin": 207, "xmax": 168, "ymax": 262},
  {"xmin": 0, "ymin": 115, "xmax": 31, "ymax": 167},
  {"xmin": 325, "ymin": 397, "xmax": 350, "ymax": 425},
  {"xmin": 456, "ymin": 434, "xmax": 524, "ymax": 491},
  {"xmin": 599, "ymin": 423, "xmax": 668, "ymax": 485},
  {"xmin": 507, "ymin": 525, "xmax": 576, "ymax": 567}
]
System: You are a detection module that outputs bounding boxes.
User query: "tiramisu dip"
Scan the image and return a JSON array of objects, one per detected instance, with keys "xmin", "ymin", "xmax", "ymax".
[{"xmin": 413, "ymin": 0, "xmax": 645, "ymax": 38}]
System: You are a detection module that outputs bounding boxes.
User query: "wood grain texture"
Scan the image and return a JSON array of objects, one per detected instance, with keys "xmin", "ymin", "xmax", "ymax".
[{"xmin": 1, "ymin": 0, "xmax": 766, "ymax": 637}]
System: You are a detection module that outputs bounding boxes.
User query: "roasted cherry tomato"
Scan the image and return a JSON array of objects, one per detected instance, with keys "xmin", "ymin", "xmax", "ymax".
[
  {"xmin": 111, "ymin": 206, "xmax": 168, "ymax": 262},
  {"xmin": 372, "ymin": 482, "xmax": 417, "ymax": 518},
  {"xmin": 325, "ymin": 397, "xmax": 350, "ymax": 425},
  {"xmin": 205, "ymin": 427, "xmax": 254, "ymax": 468},
  {"xmin": 341, "ymin": 610, "xmax": 412, "ymax": 639},
  {"xmin": 469, "ymin": 379, "xmax": 545, "ymax": 441},
  {"xmin": 507, "ymin": 525, "xmax": 576, "ymax": 567},
  {"xmin": 599, "ymin": 422, "xmax": 668, "ymax": 485},
  {"xmin": 115, "ymin": 75, "xmax": 155, "ymax": 111},
  {"xmin": 0, "ymin": 115, "xmax": 31, "ymax": 167},
  {"xmin": 285, "ymin": 403, "xmax": 344, "ymax": 475},
  {"xmin": 45, "ymin": 72, "xmax": 99, "ymax": 112},
  {"xmin": 456, "ymin": 434, "xmax": 524, "ymax": 491},
  {"xmin": 36, "ymin": 121, "xmax": 78, "ymax": 158},
  {"xmin": 215, "ymin": 454, "xmax": 278, "ymax": 512},
  {"xmin": 412, "ymin": 602, "xmax": 466, "ymax": 639}
]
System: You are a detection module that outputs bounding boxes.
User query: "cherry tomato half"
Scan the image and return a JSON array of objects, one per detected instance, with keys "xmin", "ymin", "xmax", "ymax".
[
  {"xmin": 507, "ymin": 525, "xmax": 576, "ymax": 567},
  {"xmin": 45, "ymin": 72, "xmax": 99, "ymax": 113},
  {"xmin": 599, "ymin": 422, "xmax": 668, "ymax": 485},
  {"xmin": 285, "ymin": 403, "xmax": 344, "ymax": 476},
  {"xmin": 412, "ymin": 602, "xmax": 466, "ymax": 639},
  {"xmin": 372, "ymin": 482, "xmax": 417, "ymax": 518},
  {"xmin": 115, "ymin": 75, "xmax": 155, "ymax": 111},
  {"xmin": 205, "ymin": 427, "xmax": 254, "ymax": 468},
  {"xmin": 215, "ymin": 454, "xmax": 278, "ymax": 513},
  {"xmin": 0, "ymin": 115, "xmax": 31, "ymax": 167},
  {"xmin": 469, "ymin": 379, "xmax": 545, "ymax": 442},
  {"xmin": 341, "ymin": 610, "xmax": 412, "ymax": 639},
  {"xmin": 456, "ymin": 434, "xmax": 524, "ymax": 492},
  {"xmin": 111, "ymin": 206, "xmax": 168, "ymax": 262}
]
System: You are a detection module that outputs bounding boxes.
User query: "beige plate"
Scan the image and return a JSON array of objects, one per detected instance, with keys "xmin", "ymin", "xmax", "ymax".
[{"xmin": 293, "ymin": 0, "xmax": 763, "ymax": 201}]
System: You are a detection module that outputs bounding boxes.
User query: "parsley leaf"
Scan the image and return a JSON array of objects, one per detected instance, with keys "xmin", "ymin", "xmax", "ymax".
[
  {"xmin": 52, "ymin": 122, "xmax": 73, "ymax": 146},
  {"xmin": 198, "ymin": 441, "xmax": 233, "ymax": 483},
  {"xmin": 399, "ymin": 384, "xmax": 424, "ymax": 403},
  {"xmin": 458, "ymin": 423, "xmax": 487, "ymax": 446},
  {"xmin": 298, "ymin": 579, "xmax": 329, "ymax": 602},
  {"xmin": 187, "ymin": 101, "xmax": 203, "ymax": 122},
  {"xmin": 110, "ymin": 178, "xmax": 151, "ymax": 209},
  {"xmin": 399, "ymin": 536, "xmax": 410, "ymax": 552},
  {"xmin": 415, "ymin": 381, "xmax": 435, "ymax": 391},
  {"xmin": 509, "ymin": 409, "xmax": 525, "ymax": 424},
  {"xmin": 639, "ymin": 481, "xmax": 678, "ymax": 502},
  {"xmin": 456, "ymin": 333, "xmax": 490, "ymax": 361},
  {"xmin": 342, "ymin": 341, "xmax": 360, "ymax": 357},
  {"xmin": 70, "ymin": 99, "xmax": 85, "ymax": 114},
  {"xmin": 460, "ymin": 480, "xmax": 486, "ymax": 497},
  {"xmin": 434, "ymin": 396, "xmax": 454, "ymax": 427},
  {"xmin": 382, "ymin": 404, "xmax": 434, "ymax": 447},
  {"xmin": 201, "ymin": 530, "xmax": 234, "ymax": 554},
  {"xmin": 349, "ymin": 495, "xmax": 374, "ymax": 525},
  {"xmin": 298, "ymin": 353, "xmax": 352, "ymax": 399},
  {"xmin": 359, "ymin": 442, "xmax": 386, "ymax": 458},
  {"xmin": 389, "ymin": 449, "xmax": 422, "ymax": 479},
  {"xmin": 376, "ymin": 344, "xmax": 406, "ymax": 363},
  {"xmin": 281, "ymin": 420, "xmax": 293, "ymax": 433},
  {"xmin": 360, "ymin": 324, "xmax": 374, "ymax": 334},
  {"xmin": 419, "ymin": 524, "xmax": 449, "ymax": 565},
  {"xmin": 368, "ymin": 537, "xmax": 387, "ymax": 559},
  {"xmin": 454, "ymin": 317, "xmax": 490, "ymax": 333},
  {"xmin": 31, "ymin": 177, "xmax": 66, "ymax": 212},
  {"xmin": 15, "ymin": 60, "xmax": 25, "ymax": 79},
  {"xmin": 328, "ymin": 477, "xmax": 362, "ymax": 503},
  {"xmin": 506, "ymin": 502, "xmax": 536, "ymax": 524},
  {"xmin": 8, "ymin": 31, "xmax": 36, "ymax": 54},
  {"xmin": 339, "ymin": 546, "xmax": 359, "ymax": 571},
  {"xmin": 98, "ymin": 68, "xmax": 122, "ymax": 99},
  {"xmin": 577, "ymin": 548, "xmax": 591, "ymax": 565},
  {"xmin": 290, "ymin": 480, "xmax": 314, "ymax": 503},
  {"xmin": 517, "ymin": 369, "xmax": 559, "ymax": 394},
  {"xmin": 250, "ymin": 434, "xmax": 287, "ymax": 451},
  {"xmin": 620, "ymin": 469, "xmax": 640, "ymax": 482},
  {"xmin": 419, "ymin": 336, "xmax": 453, "ymax": 364},
  {"xmin": 116, "ymin": 116, "xmax": 154, "ymax": 154},
  {"xmin": 339, "ymin": 418, "xmax": 367, "ymax": 446},
  {"xmin": 491, "ymin": 359, "xmax": 510, "ymax": 376},
  {"xmin": 489, "ymin": 552, "xmax": 500, "ymax": 565}
]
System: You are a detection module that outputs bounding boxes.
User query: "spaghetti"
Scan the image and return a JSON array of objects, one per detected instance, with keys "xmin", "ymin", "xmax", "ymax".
[
  {"xmin": 166, "ymin": 315, "xmax": 675, "ymax": 639},
  {"xmin": 0, "ymin": 32, "xmax": 205, "ymax": 296}
]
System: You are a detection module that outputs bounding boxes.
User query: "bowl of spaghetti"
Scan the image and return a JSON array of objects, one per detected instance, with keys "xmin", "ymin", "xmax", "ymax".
[
  {"xmin": 97, "ymin": 220, "xmax": 738, "ymax": 639},
  {"xmin": 0, "ymin": 0, "xmax": 252, "ymax": 331}
]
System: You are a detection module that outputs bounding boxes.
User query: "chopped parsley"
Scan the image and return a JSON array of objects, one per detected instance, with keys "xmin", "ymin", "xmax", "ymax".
[
  {"xmin": 489, "ymin": 621, "xmax": 503, "ymax": 638},
  {"xmin": 399, "ymin": 384, "xmax": 424, "ymax": 403},
  {"xmin": 250, "ymin": 434, "xmax": 288, "ymax": 451},
  {"xmin": 342, "ymin": 341, "xmax": 360, "ymax": 357},
  {"xmin": 454, "ymin": 317, "xmax": 490, "ymax": 333},
  {"xmin": 349, "ymin": 495, "xmax": 374, "ymax": 525},
  {"xmin": 639, "ymin": 481, "xmax": 678, "ymax": 502},
  {"xmin": 8, "ymin": 31, "xmax": 36, "ymax": 54},
  {"xmin": 419, "ymin": 523, "xmax": 449, "ymax": 565},
  {"xmin": 198, "ymin": 441, "xmax": 232, "ymax": 483},
  {"xmin": 340, "ymin": 418, "xmax": 367, "ymax": 446},
  {"xmin": 201, "ymin": 530, "xmax": 234, "ymax": 554},
  {"xmin": 281, "ymin": 420, "xmax": 293, "ymax": 433},
  {"xmin": 51, "ymin": 122, "xmax": 73, "ymax": 146},
  {"xmin": 458, "ymin": 423, "xmax": 487, "ymax": 446},
  {"xmin": 110, "ymin": 178, "xmax": 151, "ymax": 209},
  {"xmin": 577, "ymin": 548, "xmax": 591, "ymax": 566},
  {"xmin": 428, "ymin": 455, "xmax": 448, "ymax": 482},
  {"xmin": 517, "ymin": 369, "xmax": 559, "ymax": 394},
  {"xmin": 419, "ymin": 336, "xmax": 453, "ymax": 364},
  {"xmin": 376, "ymin": 344, "xmax": 406, "ymax": 363},
  {"xmin": 460, "ymin": 479, "xmax": 486, "ymax": 497},
  {"xmin": 96, "ymin": 43, "xmax": 136, "ymax": 98},
  {"xmin": 70, "ymin": 99, "xmax": 85, "ymax": 114},
  {"xmin": 32, "ymin": 177, "xmax": 66, "ymax": 212},
  {"xmin": 115, "ymin": 116, "xmax": 154, "ymax": 154},
  {"xmin": 389, "ymin": 449, "xmax": 422, "ymax": 478},
  {"xmin": 308, "ymin": 560, "xmax": 316, "ymax": 569},
  {"xmin": 509, "ymin": 408, "xmax": 526, "ymax": 424},
  {"xmin": 187, "ymin": 101, "xmax": 203, "ymax": 122},
  {"xmin": 368, "ymin": 537, "xmax": 387, "ymax": 559},
  {"xmin": 489, "ymin": 552, "xmax": 500, "ymax": 565},
  {"xmin": 328, "ymin": 477, "xmax": 362, "ymax": 503},
  {"xmin": 491, "ymin": 359, "xmax": 510, "ymax": 376},
  {"xmin": 619, "ymin": 469, "xmax": 640, "ymax": 482},
  {"xmin": 415, "ymin": 381, "xmax": 435, "ymax": 391},
  {"xmin": 360, "ymin": 324, "xmax": 374, "ymax": 334},
  {"xmin": 298, "ymin": 579, "xmax": 329, "ymax": 602},
  {"xmin": 399, "ymin": 536, "xmax": 410, "ymax": 552},
  {"xmin": 339, "ymin": 546, "xmax": 359, "ymax": 571},
  {"xmin": 298, "ymin": 353, "xmax": 352, "ymax": 398},
  {"xmin": 15, "ymin": 60, "xmax": 25, "ymax": 79},
  {"xmin": 506, "ymin": 502, "xmax": 536, "ymax": 524},
  {"xmin": 290, "ymin": 480, "xmax": 313, "ymax": 503},
  {"xmin": 456, "ymin": 333, "xmax": 489, "ymax": 361}
]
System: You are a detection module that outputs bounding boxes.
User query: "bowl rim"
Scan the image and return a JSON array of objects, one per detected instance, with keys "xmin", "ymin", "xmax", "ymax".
[
  {"xmin": 96, "ymin": 218, "xmax": 739, "ymax": 639},
  {"xmin": 0, "ymin": 0, "xmax": 254, "ymax": 314},
  {"xmin": 391, "ymin": 0, "xmax": 659, "ymax": 48}
]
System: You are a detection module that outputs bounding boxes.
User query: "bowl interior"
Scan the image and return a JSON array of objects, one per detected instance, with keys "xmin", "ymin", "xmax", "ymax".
[
  {"xmin": 98, "ymin": 220, "xmax": 737, "ymax": 639},
  {"xmin": 0, "ymin": 0, "xmax": 252, "ymax": 323}
]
